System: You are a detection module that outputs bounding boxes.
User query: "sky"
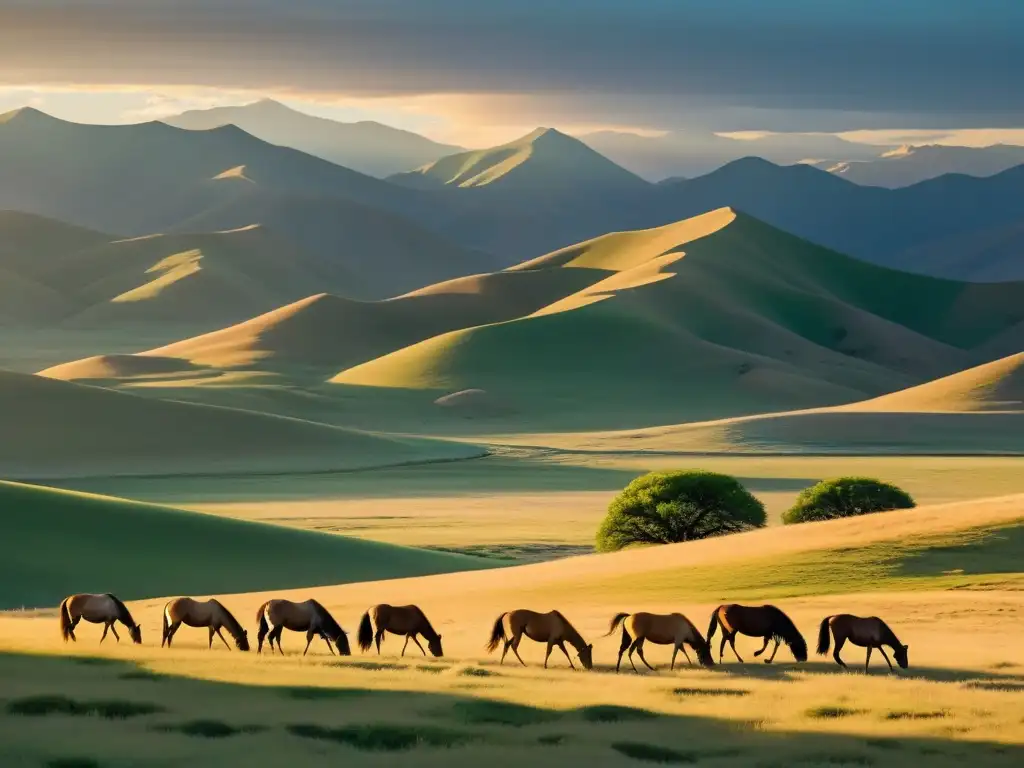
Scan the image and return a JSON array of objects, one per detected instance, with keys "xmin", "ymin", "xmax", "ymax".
[{"xmin": 1, "ymin": 0, "xmax": 1022, "ymax": 147}]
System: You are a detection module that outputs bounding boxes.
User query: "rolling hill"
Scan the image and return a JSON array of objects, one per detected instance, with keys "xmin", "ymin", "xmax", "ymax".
[
  {"xmin": 164, "ymin": 98, "xmax": 462, "ymax": 178},
  {"xmin": 889, "ymin": 219, "xmax": 1024, "ymax": 281},
  {"xmin": 1, "ymin": 369, "xmax": 480, "ymax": 478},
  {"xmin": 0, "ymin": 480, "xmax": 494, "ymax": 610},
  {"xmin": 331, "ymin": 209, "xmax": 1024, "ymax": 429}
]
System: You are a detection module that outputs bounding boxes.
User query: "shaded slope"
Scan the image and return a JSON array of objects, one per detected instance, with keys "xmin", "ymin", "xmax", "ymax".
[
  {"xmin": 170, "ymin": 190, "xmax": 494, "ymax": 300},
  {"xmin": 0, "ymin": 369, "xmax": 479, "ymax": 478},
  {"xmin": 335, "ymin": 209, "xmax": 998, "ymax": 426},
  {"xmin": 821, "ymin": 144, "xmax": 1024, "ymax": 188},
  {"xmin": 891, "ymin": 219, "xmax": 1024, "ymax": 281},
  {"xmin": 0, "ymin": 480, "xmax": 493, "ymax": 609},
  {"xmin": 164, "ymin": 98, "xmax": 462, "ymax": 178}
]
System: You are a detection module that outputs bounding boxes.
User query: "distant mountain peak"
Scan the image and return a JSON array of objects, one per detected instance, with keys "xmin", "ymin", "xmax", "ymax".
[{"xmin": 0, "ymin": 106, "xmax": 56, "ymax": 126}]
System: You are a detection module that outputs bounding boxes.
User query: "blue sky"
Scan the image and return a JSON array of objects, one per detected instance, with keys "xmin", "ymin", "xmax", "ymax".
[{"xmin": 0, "ymin": 1, "xmax": 1021, "ymax": 145}]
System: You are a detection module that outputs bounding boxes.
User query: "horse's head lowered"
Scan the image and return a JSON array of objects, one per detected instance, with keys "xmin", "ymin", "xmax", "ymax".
[
  {"xmin": 236, "ymin": 628, "xmax": 251, "ymax": 652},
  {"xmin": 129, "ymin": 622, "xmax": 143, "ymax": 645},
  {"xmin": 894, "ymin": 644, "xmax": 909, "ymax": 669},
  {"xmin": 578, "ymin": 643, "xmax": 594, "ymax": 670},
  {"xmin": 428, "ymin": 634, "xmax": 444, "ymax": 658}
]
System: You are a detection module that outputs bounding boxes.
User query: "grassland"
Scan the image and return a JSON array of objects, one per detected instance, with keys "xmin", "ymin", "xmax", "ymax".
[{"xmin": 1, "ymin": 497, "xmax": 1021, "ymax": 767}]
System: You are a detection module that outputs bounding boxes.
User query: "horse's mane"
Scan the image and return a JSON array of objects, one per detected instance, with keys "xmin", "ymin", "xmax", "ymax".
[
  {"xmin": 105, "ymin": 593, "xmax": 133, "ymax": 623},
  {"xmin": 763, "ymin": 605, "xmax": 807, "ymax": 661},
  {"xmin": 551, "ymin": 610, "xmax": 585, "ymax": 645},
  {"xmin": 415, "ymin": 606, "xmax": 440, "ymax": 640},
  {"xmin": 211, "ymin": 599, "xmax": 244, "ymax": 638},
  {"xmin": 309, "ymin": 599, "xmax": 342, "ymax": 636}
]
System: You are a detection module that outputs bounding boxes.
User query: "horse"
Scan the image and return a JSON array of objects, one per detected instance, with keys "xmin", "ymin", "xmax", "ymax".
[
  {"xmin": 357, "ymin": 604, "xmax": 443, "ymax": 657},
  {"xmin": 255, "ymin": 599, "xmax": 351, "ymax": 656},
  {"xmin": 486, "ymin": 609, "xmax": 593, "ymax": 670},
  {"xmin": 607, "ymin": 612, "xmax": 714, "ymax": 673},
  {"xmin": 817, "ymin": 614, "xmax": 909, "ymax": 672},
  {"xmin": 707, "ymin": 604, "xmax": 807, "ymax": 663},
  {"xmin": 162, "ymin": 597, "xmax": 250, "ymax": 651},
  {"xmin": 59, "ymin": 593, "xmax": 142, "ymax": 645}
]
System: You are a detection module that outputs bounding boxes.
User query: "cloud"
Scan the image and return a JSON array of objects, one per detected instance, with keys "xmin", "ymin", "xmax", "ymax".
[{"xmin": 1, "ymin": 1, "xmax": 1022, "ymax": 134}]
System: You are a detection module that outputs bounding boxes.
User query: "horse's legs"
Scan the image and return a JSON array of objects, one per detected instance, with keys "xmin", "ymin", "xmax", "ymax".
[
  {"xmin": 832, "ymin": 635, "xmax": 847, "ymax": 668},
  {"xmin": 510, "ymin": 635, "xmax": 527, "ymax": 667},
  {"xmin": 374, "ymin": 629, "xmax": 384, "ymax": 655},
  {"xmin": 635, "ymin": 640, "xmax": 656, "ymax": 672},
  {"xmin": 543, "ymin": 641, "xmax": 554, "ymax": 669},
  {"xmin": 627, "ymin": 638, "xmax": 641, "ymax": 674},
  {"xmin": 670, "ymin": 645, "xmax": 679, "ymax": 671},
  {"xmin": 765, "ymin": 639, "xmax": 781, "ymax": 664},
  {"xmin": 557, "ymin": 641, "xmax": 576, "ymax": 670},
  {"xmin": 616, "ymin": 632, "xmax": 631, "ymax": 673},
  {"xmin": 680, "ymin": 644, "xmax": 694, "ymax": 667},
  {"xmin": 110, "ymin": 624, "xmax": 120, "ymax": 642},
  {"xmin": 270, "ymin": 626, "xmax": 285, "ymax": 655},
  {"xmin": 500, "ymin": 638, "xmax": 511, "ymax": 665},
  {"xmin": 165, "ymin": 621, "xmax": 181, "ymax": 648},
  {"xmin": 322, "ymin": 634, "xmax": 335, "ymax": 655},
  {"xmin": 752, "ymin": 637, "xmax": 771, "ymax": 657},
  {"xmin": 100, "ymin": 624, "xmax": 110, "ymax": 644},
  {"xmin": 303, "ymin": 629, "xmax": 315, "ymax": 656},
  {"xmin": 209, "ymin": 627, "xmax": 216, "ymax": 649},
  {"xmin": 877, "ymin": 646, "xmax": 894, "ymax": 673},
  {"xmin": 727, "ymin": 633, "xmax": 744, "ymax": 663},
  {"xmin": 401, "ymin": 635, "xmax": 410, "ymax": 657},
  {"xmin": 411, "ymin": 635, "xmax": 427, "ymax": 656},
  {"xmin": 864, "ymin": 646, "xmax": 872, "ymax": 672},
  {"xmin": 718, "ymin": 634, "xmax": 728, "ymax": 662},
  {"xmin": 216, "ymin": 627, "xmax": 231, "ymax": 650}
]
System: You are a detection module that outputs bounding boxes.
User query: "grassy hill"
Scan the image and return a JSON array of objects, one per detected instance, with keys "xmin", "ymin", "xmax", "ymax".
[
  {"xmin": 332, "ymin": 209, "xmax": 1024, "ymax": 429},
  {"xmin": 1, "ymin": 369, "xmax": 480, "ymax": 479},
  {"xmin": 0, "ymin": 480, "xmax": 494, "ymax": 610},
  {"xmin": 164, "ymin": 98, "xmax": 462, "ymax": 178}
]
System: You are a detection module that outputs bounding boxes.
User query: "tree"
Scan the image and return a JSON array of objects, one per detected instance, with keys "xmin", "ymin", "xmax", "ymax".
[
  {"xmin": 783, "ymin": 477, "xmax": 915, "ymax": 525},
  {"xmin": 596, "ymin": 470, "xmax": 766, "ymax": 552}
]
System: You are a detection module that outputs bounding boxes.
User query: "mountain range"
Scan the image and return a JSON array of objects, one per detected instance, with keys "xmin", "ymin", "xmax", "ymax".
[
  {"xmin": 163, "ymin": 99, "xmax": 462, "ymax": 178},
  {"xmin": 815, "ymin": 144, "xmax": 1024, "ymax": 188}
]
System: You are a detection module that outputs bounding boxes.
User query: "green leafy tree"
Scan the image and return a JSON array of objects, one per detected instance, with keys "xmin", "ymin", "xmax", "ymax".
[
  {"xmin": 596, "ymin": 470, "xmax": 766, "ymax": 552},
  {"xmin": 783, "ymin": 477, "xmax": 915, "ymax": 525}
]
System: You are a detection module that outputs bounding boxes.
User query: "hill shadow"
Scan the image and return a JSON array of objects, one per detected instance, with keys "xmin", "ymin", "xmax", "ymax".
[{"xmin": 1, "ymin": 651, "xmax": 1019, "ymax": 767}]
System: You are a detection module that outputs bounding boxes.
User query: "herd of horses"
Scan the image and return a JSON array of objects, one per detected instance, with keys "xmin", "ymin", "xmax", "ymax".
[{"xmin": 59, "ymin": 593, "xmax": 910, "ymax": 673}]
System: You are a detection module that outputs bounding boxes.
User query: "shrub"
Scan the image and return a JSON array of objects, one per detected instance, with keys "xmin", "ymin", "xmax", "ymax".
[
  {"xmin": 783, "ymin": 477, "xmax": 915, "ymax": 525},
  {"xmin": 596, "ymin": 471, "xmax": 766, "ymax": 552}
]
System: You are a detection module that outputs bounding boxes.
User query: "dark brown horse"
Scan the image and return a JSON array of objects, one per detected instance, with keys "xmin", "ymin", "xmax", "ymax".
[
  {"xmin": 486, "ymin": 609, "xmax": 593, "ymax": 670},
  {"xmin": 162, "ymin": 597, "xmax": 249, "ymax": 651},
  {"xmin": 256, "ymin": 599, "xmax": 351, "ymax": 656},
  {"xmin": 59, "ymin": 593, "xmax": 142, "ymax": 645},
  {"xmin": 357, "ymin": 604, "xmax": 443, "ymax": 657},
  {"xmin": 607, "ymin": 611, "xmax": 714, "ymax": 672},
  {"xmin": 818, "ymin": 614, "xmax": 909, "ymax": 672},
  {"xmin": 707, "ymin": 604, "xmax": 807, "ymax": 663}
]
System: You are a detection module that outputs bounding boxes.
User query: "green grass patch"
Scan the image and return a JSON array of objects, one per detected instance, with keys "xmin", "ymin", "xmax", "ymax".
[
  {"xmin": 537, "ymin": 734, "xmax": 567, "ymax": 746},
  {"xmin": 578, "ymin": 705, "xmax": 658, "ymax": 723},
  {"xmin": 287, "ymin": 723, "xmax": 471, "ymax": 751},
  {"xmin": 156, "ymin": 720, "xmax": 266, "ymax": 738},
  {"xmin": 611, "ymin": 742, "xmax": 697, "ymax": 764},
  {"xmin": 417, "ymin": 664, "xmax": 447, "ymax": 674},
  {"xmin": 7, "ymin": 695, "xmax": 162, "ymax": 719},
  {"xmin": 457, "ymin": 666, "xmax": 498, "ymax": 677},
  {"xmin": 672, "ymin": 687, "xmax": 749, "ymax": 698},
  {"xmin": 884, "ymin": 710, "xmax": 948, "ymax": 721},
  {"xmin": 960, "ymin": 681, "xmax": 1024, "ymax": 692},
  {"xmin": 46, "ymin": 759, "xmax": 101, "ymax": 768},
  {"xmin": 806, "ymin": 706, "xmax": 866, "ymax": 720},
  {"xmin": 279, "ymin": 686, "xmax": 370, "ymax": 701},
  {"xmin": 118, "ymin": 670, "xmax": 166, "ymax": 682},
  {"xmin": 448, "ymin": 700, "xmax": 560, "ymax": 727},
  {"xmin": 341, "ymin": 661, "xmax": 407, "ymax": 671}
]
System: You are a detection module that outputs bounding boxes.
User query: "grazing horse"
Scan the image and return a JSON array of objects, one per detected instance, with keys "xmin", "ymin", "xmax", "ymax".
[
  {"xmin": 607, "ymin": 612, "xmax": 714, "ymax": 673},
  {"xmin": 486, "ymin": 609, "xmax": 593, "ymax": 670},
  {"xmin": 707, "ymin": 604, "xmax": 807, "ymax": 663},
  {"xmin": 162, "ymin": 597, "xmax": 250, "ymax": 651},
  {"xmin": 818, "ymin": 614, "xmax": 909, "ymax": 672},
  {"xmin": 256, "ymin": 599, "xmax": 351, "ymax": 656},
  {"xmin": 357, "ymin": 604, "xmax": 443, "ymax": 657},
  {"xmin": 59, "ymin": 593, "xmax": 142, "ymax": 645}
]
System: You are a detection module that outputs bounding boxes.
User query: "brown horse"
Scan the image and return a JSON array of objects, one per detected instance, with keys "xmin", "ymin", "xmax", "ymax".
[
  {"xmin": 607, "ymin": 612, "xmax": 714, "ymax": 672},
  {"xmin": 357, "ymin": 604, "xmax": 443, "ymax": 657},
  {"xmin": 818, "ymin": 614, "xmax": 909, "ymax": 672},
  {"xmin": 162, "ymin": 597, "xmax": 250, "ymax": 651},
  {"xmin": 486, "ymin": 609, "xmax": 593, "ymax": 670},
  {"xmin": 707, "ymin": 604, "xmax": 807, "ymax": 663},
  {"xmin": 59, "ymin": 593, "xmax": 142, "ymax": 645},
  {"xmin": 256, "ymin": 599, "xmax": 351, "ymax": 656}
]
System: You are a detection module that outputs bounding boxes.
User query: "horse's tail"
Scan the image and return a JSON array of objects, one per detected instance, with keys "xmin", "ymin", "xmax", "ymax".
[
  {"xmin": 59, "ymin": 596, "xmax": 74, "ymax": 642},
  {"xmin": 255, "ymin": 601, "xmax": 270, "ymax": 654},
  {"xmin": 817, "ymin": 616, "xmax": 834, "ymax": 655},
  {"xmin": 485, "ymin": 612, "xmax": 508, "ymax": 653},
  {"xmin": 161, "ymin": 603, "xmax": 171, "ymax": 647},
  {"xmin": 707, "ymin": 607, "xmax": 721, "ymax": 641},
  {"xmin": 606, "ymin": 612, "xmax": 630, "ymax": 637},
  {"xmin": 357, "ymin": 611, "xmax": 374, "ymax": 653},
  {"xmin": 767, "ymin": 606, "xmax": 808, "ymax": 662}
]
